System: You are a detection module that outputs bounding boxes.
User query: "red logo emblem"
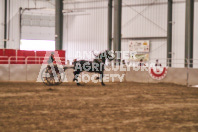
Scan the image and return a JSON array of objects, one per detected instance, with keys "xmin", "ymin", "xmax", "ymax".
[{"xmin": 149, "ymin": 66, "xmax": 168, "ymax": 80}]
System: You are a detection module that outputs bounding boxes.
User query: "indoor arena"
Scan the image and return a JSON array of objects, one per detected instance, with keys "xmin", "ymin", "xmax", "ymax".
[{"xmin": 0, "ymin": 0, "xmax": 198, "ymax": 131}]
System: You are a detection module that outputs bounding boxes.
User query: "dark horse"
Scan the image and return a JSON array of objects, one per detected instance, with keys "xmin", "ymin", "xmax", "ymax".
[{"xmin": 72, "ymin": 50, "xmax": 114, "ymax": 86}]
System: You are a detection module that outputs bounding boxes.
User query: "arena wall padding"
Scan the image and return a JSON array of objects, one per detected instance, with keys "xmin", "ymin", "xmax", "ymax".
[
  {"xmin": 125, "ymin": 67, "xmax": 150, "ymax": 83},
  {"xmin": 104, "ymin": 66, "xmax": 127, "ymax": 82},
  {"xmin": 24, "ymin": 51, "xmax": 36, "ymax": 64},
  {"xmin": 5, "ymin": 49, "xmax": 17, "ymax": 64},
  {"xmin": 0, "ymin": 49, "xmax": 4, "ymax": 56},
  {"xmin": 162, "ymin": 68, "xmax": 187, "ymax": 85},
  {"xmin": 5, "ymin": 49, "xmax": 16, "ymax": 57},
  {"xmin": 27, "ymin": 64, "xmax": 42, "ymax": 81},
  {"xmin": 64, "ymin": 68, "xmax": 74, "ymax": 82},
  {"xmin": 188, "ymin": 68, "xmax": 198, "ymax": 86},
  {"xmin": 0, "ymin": 56, "xmax": 7, "ymax": 64},
  {"xmin": 9, "ymin": 64, "xmax": 26, "ymax": 81},
  {"xmin": 0, "ymin": 64, "xmax": 195, "ymax": 86},
  {"xmin": 0, "ymin": 49, "xmax": 5, "ymax": 64},
  {"xmin": 36, "ymin": 51, "xmax": 46, "ymax": 64},
  {"xmin": 56, "ymin": 50, "xmax": 66, "ymax": 64},
  {"xmin": 0, "ymin": 51, "xmax": 9, "ymax": 64},
  {"xmin": 0, "ymin": 64, "xmax": 9, "ymax": 81},
  {"xmin": 17, "ymin": 50, "xmax": 25, "ymax": 64}
]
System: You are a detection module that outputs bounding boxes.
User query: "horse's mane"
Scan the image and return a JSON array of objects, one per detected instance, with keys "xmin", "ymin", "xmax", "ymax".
[{"xmin": 93, "ymin": 51, "xmax": 108, "ymax": 63}]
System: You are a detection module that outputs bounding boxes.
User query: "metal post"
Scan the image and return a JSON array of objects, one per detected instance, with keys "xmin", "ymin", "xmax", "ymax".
[
  {"xmin": 185, "ymin": 0, "xmax": 194, "ymax": 67},
  {"xmin": 55, "ymin": 0, "xmax": 63, "ymax": 50},
  {"xmin": 108, "ymin": 0, "xmax": 112, "ymax": 51},
  {"xmin": 186, "ymin": 59, "xmax": 189, "ymax": 87},
  {"xmin": 8, "ymin": 56, "xmax": 11, "ymax": 81},
  {"xmin": 113, "ymin": 0, "xmax": 122, "ymax": 65},
  {"xmin": 167, "ymin": 0, "xmax": 172, "ymax": 67},
  {"xmin": 4, "ymin": 0, "xmax": 7, "ymax": 48},
  {"xmin": 19, "ymin": 7, "xmax": 22, "ymax": 46},
  {"xmin": 26, "ymin": 57, "xmax": 27, "ymax": 81}
]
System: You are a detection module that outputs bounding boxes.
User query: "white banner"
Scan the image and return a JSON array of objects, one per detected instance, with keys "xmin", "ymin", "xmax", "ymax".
[{"xmin": 129, "ymin": 40, "xmax": 150, "ymax": 52}]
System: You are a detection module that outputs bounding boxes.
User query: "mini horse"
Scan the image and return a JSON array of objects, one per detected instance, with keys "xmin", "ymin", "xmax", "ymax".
[{"xmin": 72, "ymin": 50, "xmax": 114, "ymax": 86}]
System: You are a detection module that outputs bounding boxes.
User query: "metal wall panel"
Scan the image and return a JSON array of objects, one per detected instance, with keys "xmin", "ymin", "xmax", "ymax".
[
  {"xmin": 172, "ymin": 2, "xmax": 185, "ymax": 67},
  {"xmin": 194, "ymin": 2, "xmax": 198, "ymax": 68},
  {"xmin": 5, "ymin": 0, "xmax": 21, "ymax": 49},
  {"xmin": 122, "ymin": 1, "xmax": 167, "ymax": 38},
  {"xmin": 1, "ymin": 0, "xmax": 55, "ymax": 49},
  {"xmin": 21, "ymin": 26, "xmax": 55, "ymax": 40},
  {"xmin": 63, "ymin": 1, "xmax": 108, "ymax": 61},
  {"xmin": 63, "ymin": 0, "xmax": 169, "ymax": 61},
  {"xmin": 0, "ymin": 64, "xmax": 9, "ymax": 81},
  {"xmin": 0, "ymin": 0, "xmax": 4, "ymax": 48},
  {"xmin": 62, "ymin": 0, "xmax": 194, "ymax": 68},
  {"xmin": 121, "ymin": 0, "xmax": 167, "ymax": 65}
]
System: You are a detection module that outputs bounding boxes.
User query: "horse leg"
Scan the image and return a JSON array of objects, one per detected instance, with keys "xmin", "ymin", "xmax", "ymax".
[
  {"xmin": 73, "ymin": 71, "xmax": 77, "ymax": 82},
  {"xmin": 96, "ymin": 76, "xmax": 100, "ymax": 80},
  {"xmin": 100, "ymin": 72, "xmax": 105, "ymax": 86},
  {"xmin": 73, "ymin": 71, "xmax": 81, "ymax": 86}
]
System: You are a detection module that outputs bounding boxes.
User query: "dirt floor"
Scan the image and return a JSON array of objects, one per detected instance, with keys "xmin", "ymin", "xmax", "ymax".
[{"xmin": 0, "ymin": 82, "xmax": 198, "ymax": 132}]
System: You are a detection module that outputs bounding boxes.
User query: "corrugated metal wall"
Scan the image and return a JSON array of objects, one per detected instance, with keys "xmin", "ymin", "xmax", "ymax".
[
  {"xmin": 194, "ymin": 1, "xmax": 198, "ymax": 68},
  {"xmin": 122, "ymin": 0, "xmax": 167, "ymax": 38},
  {"xmin": 121, "ymin": 0, "xmax": 167, "ymax": 64},
  {"xmin": 0, "ymin": 0, "xmax": 55, "ymax": 49},
  {"xmin": 172, "ymin": 1, "xmax": 185, "ymax": 67},
  {"xmin": 20, "ymin": 0, "xmax": 55, "ymax": 41},
  {"xmin": 63, "ymin": 0, "xmax": 168, "ymax": 62},
  {"xmin": 21, "ymin": 13, "xmax": 55, "ymax": 40},
  {"xmin": 63, "ymin": 0, "xmax": 108, "ymax": 61},
  {"xmin": 0, "ymin": 0, "xmax": 4, "ymax": 49},
  {"xmin": 63, "ymin": 0, "xmax": 198, "ymax": 68}
]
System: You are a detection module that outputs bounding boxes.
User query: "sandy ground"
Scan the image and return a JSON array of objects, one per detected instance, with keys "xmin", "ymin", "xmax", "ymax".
[{"xmin": 0, "ymin": 82, "xmax": 198, "ymax": 132}]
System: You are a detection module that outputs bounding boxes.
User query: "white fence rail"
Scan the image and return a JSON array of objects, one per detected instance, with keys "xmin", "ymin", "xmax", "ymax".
[{"xmin": 0, "ymin": 56, "xmax": 66, "ymax": 64}]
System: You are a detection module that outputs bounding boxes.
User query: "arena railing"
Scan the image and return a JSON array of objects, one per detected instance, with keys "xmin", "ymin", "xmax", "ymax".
[
  {"xmin": 25, "ymin": 56, "xmax": 66, "ymax": 65},
  {"xmin": 148, "ymin": 58, "xmax": 189, "ymax": 68},
  {"xmin": 0, "ymin": 56, "xmax": 66, "ymax": 65},
  {"xmin": 188, "ymin": 59, "xmax": 198, "ymax": 68},
  {"xmin": 118, "ymin": 58, "xmax": 189, "ymax": 68},
  {"xmin": 0, "ymin": 56, "xmax": 9, "ymax": 64}
]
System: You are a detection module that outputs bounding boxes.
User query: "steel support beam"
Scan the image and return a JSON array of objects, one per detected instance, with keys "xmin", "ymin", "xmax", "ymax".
[
  {"xmin": 185, "ymin": 0, "xmax": 194, "ymax": 67},
  {"xmin": 55, "ymin": 0, "xmax": 63, "ymax": 50},
  {"xmin": 4, "ymin": 0, "xmax": 7, "ymax": 48},
  {"xmin": 113, "ymin": 0, "xmax": 122, "ymax": 64},
  {"xmin": 167, "ymin": 0, "xmax": 172, "ymax": 67},
  {"xmin": 19, "ymin": 7, "xmax": 22, "ymax": 46},
  {"xmin": 107, "ymin": 0, "xmax": 112, "ymax": 50}
]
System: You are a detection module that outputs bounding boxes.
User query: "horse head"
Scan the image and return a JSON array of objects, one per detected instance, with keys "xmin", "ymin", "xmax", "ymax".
[
  {"xmin": 94, "ymin": 50, "xmax": 114, "ymax": 63},
  {"xmin": 105, "ymin": 50, "xmax": 114, "ymax": 62}
]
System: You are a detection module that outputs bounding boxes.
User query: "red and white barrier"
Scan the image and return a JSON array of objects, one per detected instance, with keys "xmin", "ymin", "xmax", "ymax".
[{"xmin": 0, "ymin": 49, "xmax": 66, "ymax": 64}]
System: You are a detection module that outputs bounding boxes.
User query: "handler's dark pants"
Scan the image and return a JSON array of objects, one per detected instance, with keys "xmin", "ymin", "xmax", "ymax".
[{"xmin": 47, "ymin": 64, "xmax": 59, "ymax": 73}]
